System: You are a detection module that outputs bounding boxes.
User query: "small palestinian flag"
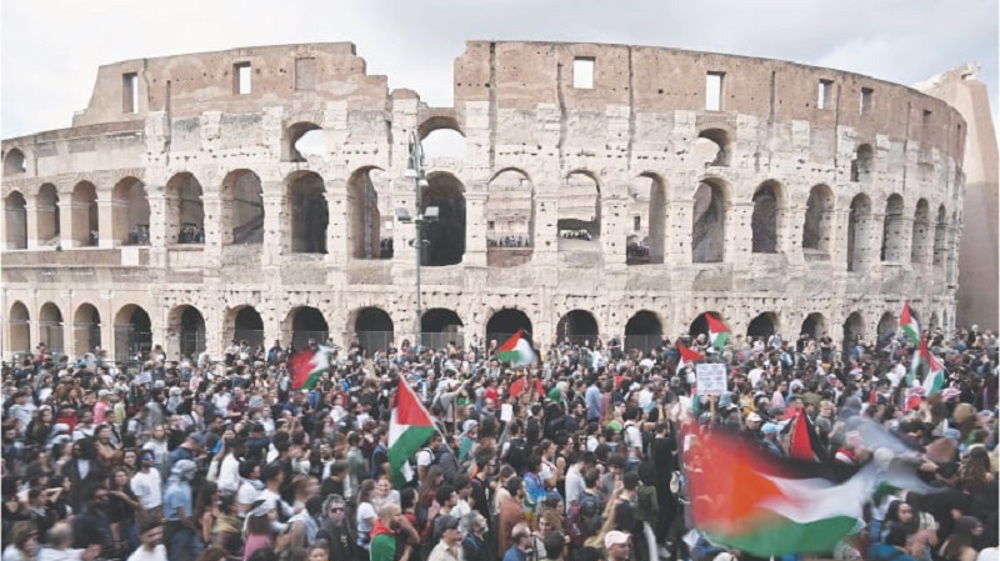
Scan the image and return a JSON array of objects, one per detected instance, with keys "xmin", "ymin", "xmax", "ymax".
[
  {"xmin": 687, "ymin": 430, "xmax": 871, "ymax": 557},
  {"xmin": 497, "ymin": 330, "xmax": 537, "ymax": 367},
  {"xmin": 677, "ymin": 344, "xmax": 705, "ymax": 373},
  {"xmin": 922, "ymin": 348, "xmax": 946, "ymax": 396},
  {"xmin": 389, "ymin": 378, "xmax": 438, "ymax": 487},
  {"xmin": 788, "ymin": 408, "xmax": 821, "ymax": 462},
  {"xmin": 901, "ymin": 302, "xmax": 921, "ymax": 345},
  {"xmin": 290, "ymin": 346, "xmax": 332, "ymax": 391},
  {"xmin": 706, "ymin": 315, "xmax": 732, "ymax": 350}
]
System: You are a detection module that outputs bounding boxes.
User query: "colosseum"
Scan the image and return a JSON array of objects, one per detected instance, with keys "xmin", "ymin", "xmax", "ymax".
[{"xmin": 0, "ymin": 41, "xmax": 967, "ymax": 362}]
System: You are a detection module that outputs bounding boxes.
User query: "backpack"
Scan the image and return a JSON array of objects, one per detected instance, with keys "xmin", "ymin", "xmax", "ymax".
[
  {"xmin": 505, "ymin": 438, "xmax": 528, "ymax": 474},
  {"xmin": 566, "ymin": 492, "xmax": 600, "ymax": 546}
]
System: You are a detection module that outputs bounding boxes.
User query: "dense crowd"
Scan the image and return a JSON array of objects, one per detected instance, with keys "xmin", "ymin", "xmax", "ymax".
[{"xmin": 1, "ymin": 322, "xmax": 997, "ymax": 561}]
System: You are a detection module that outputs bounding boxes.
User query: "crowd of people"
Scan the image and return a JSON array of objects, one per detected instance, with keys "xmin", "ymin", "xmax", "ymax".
[
  {"xmin": 487, "ymin": 236, "xmax": 533, "ymax": 249},
  {"xmin": 1, "ymin": 321, "xmax": 997, "ymax": 561}
]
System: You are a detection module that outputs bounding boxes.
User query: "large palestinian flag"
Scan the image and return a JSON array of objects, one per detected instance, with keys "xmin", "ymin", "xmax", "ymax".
[
  {"xmin": 497, "ymin": 330, "xmax": 537, "ymax": 367},
  {"xmin": 677, "ymin": 344, "xmax": 704, "ymax": 373},
  {"xmin": 389, "ymin": 378, "xmax": 438, "ymax": 487},
  {"xmin": 290, "ymin": 346, "xmax": 332, "ymax": 391},
  {"xmin": 687, "ymin": 431, "xmax": 870, "ymax": 556},
  {"xmin": 706, "ymin": 315, "xmax": 732, "ymax": 350},
  {"xmin": 900, "ymin": 302, "xmax": 921, "ymax": 345}
]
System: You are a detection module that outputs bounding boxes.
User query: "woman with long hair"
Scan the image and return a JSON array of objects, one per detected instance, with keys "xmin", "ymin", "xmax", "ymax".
[
  {"xmin": 107, "ymin": 467, "xmax": 142, "ymax": 555},
  {"xmin": 243, "ymin": 503, "xmax": 276, "ymax": 561},
  {"xmin": 355, "ymin": 479, "xmax": 377, "ymax": 550},
  {"xmin": 196, "ymin": 482, "xmax": 221, "ymax": 547},
  {"xmin": 2, "ymin": 521, "xmax": 39, "ymax": 561},
  {"xmin": 939, "ymin": 516, "xmax": 983, "ymax": 561},
  {"xmin": 210, "ymin": 496, "xmax": 243, "ymax": 560}
]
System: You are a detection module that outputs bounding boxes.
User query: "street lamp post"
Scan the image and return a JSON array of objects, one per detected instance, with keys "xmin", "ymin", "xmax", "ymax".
[{"xmin": 397, "ymin": 131, "xmax": 435, "ymax": 354}]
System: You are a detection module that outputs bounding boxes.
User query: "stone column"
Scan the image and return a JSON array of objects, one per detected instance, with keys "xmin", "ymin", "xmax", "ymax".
[
  {"xmin": 24, "ymin": 200, "xmax": 40, "ymax": 250},
  {"xmin": 729, "ymin": 201, "xmax": 754, "ymax": 263},
  {"xmin": 785, "ymin": 206, "xmax": 806, "ymax": 265},
  {"xmin": 97, "ymin": 195, "xmax": 117, "ymax": 248},
  {"xmin": 59, "ymin": 198, "xmax": 75, "ymax": 249},
  {"xmin": 147, "ymin": 189, "xmax": 169, "ymax": 248},
  {"xmin": 325, "ymin": 178, "xmax": 348, "ymax": 267},
  {"xmin": 464, "ymin": 190, "xmax": 488, "ymax": 268},
  {"xmin": 601, "ymin": 195, "xmax": 627, "ymax": 268},
  {"xmin": 261, "ymin": 183, "xmax": 286, "ymax": 266},
  {"xmin": 666, "ymin": 201, "xmax": 692, "ymax": 265},
  {"xmin": 202, "ymin": 192, "xmax": 224, "ymax": 254},
  {"xmin": 831, "ymin": 208, "xmax": 851, "ymax": 270},
  {"xmin": 533, "ymin": 193, "xmax": 559, "ymax": 266}
]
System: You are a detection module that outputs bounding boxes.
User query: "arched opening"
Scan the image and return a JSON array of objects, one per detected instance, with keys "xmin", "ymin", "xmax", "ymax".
[
  {"xmin": 74, "ymin": 304, "xmax": 102, "ymax": 354},
  {"xmin": 624, "ymin": 310, "xmax": 662, "ymax": 354},
  {"xmin": 165, "ymin": 173, "xmax": 204, "ymax": 244},
  {"xmin": 4, "ymin": 191, "xmax": 27, "ymax": 249},
  {"xmin": 803, "ymin": 184, "xmax": 834, "ymax": 255},
  {"xmin": 486, "ymin": 309, "xmax": 533, "ymax": 350},
  {"xmin": 692, "ymin": 179, "xmax": 727, "ymax": 263},
  {"xmin": 354, "ymin": 307, "xmax": 394, "ymax": 353},
  {"xmin": 347, "ymin": 167, "xmax": 385, "ymax": 259},
  {"xmin": 422, "ymin": 172, "xmax": 466, "ymax": 266},
  {"xmin": 285, "ymin": 122, "xmax": 324, "ymax": 162},
  {"xmin": 847, "ymin": 194, "xmax": 872, "ymax": 272},
  {"xmin": 112, "ymin": 177, "xmax": 150, "ymax": 245},
  {"xmin": 222, "ymin": 170, "xmax": 264, "ymax": 244},
  {"xmin": 751, "ymin": 180, "xmax": 784, "ymax": 254},
  {"xmin": 851, "ymin": 144, "xmax": 874, "ymax": 183},
  {"xmin": 39, "ymin": 303, "xmax": 64, "ymax": 354},
  {"xmin": 747, "ymin": 312, "xmax": 778, "ymax": 339},
  {"xmin": 169, "ymin": 306, "xmax": 206, "ymax": 357},
  {"xmin": 881, "ymin": 194, "xmax": 905, "ymax": 262},
  {"xmin": 421, "ymin": 308, "xmax": 464, "ymax": 350},
  {"xmin": 933, "ymin": 205, "xmax": 948, "ymax": 267},
  {"xmin": 556, "ymin": 310, "xmax": 599, "ymax": 346},
  {"xmin": 71, "ymin": 182, "xmax": 99, "ymax": 246},
  {"xmin": 287, "ymin": 171, "xmax": 328, "ymax": 254},
  {"xmin": 911, "ymin": 198, "xmax": 930, "ymax": 264},
  {"xmin": 289, "ymin": 306, "xmax": 328, "ymax": 350},
  {"xmin": 113, "ymin": 305, "xmax": 152, "ymax": 362},
  {"xmin": 694, "ymin": 129, "xmax": 731, "ymax": 167},
  {"xmin": 627, "ymin": 174, "xmax": 666, "ymax": 265},
  {"xmin": 419, "ymin": 119, "xmax": 466, "ymax": 159},
  {"xmin": 486, "ymin": 169, "xmax": 534, "ymax": 266},
  {"xmin": 558, "ymin": 171, "xmax": 601, "ymax": 245},
  {"xmin": 842, "ymin": 312, "xmax": 864, "ymax": 355},
  {"xmin": 801, "ymin": 313, "xmax": 827, "ymax": 339},
  {"xmin": 232, "ymin": 306, "xmax": 264, "ymax": 349},
  {"xmin": 877, "ymin": 312, "xmax": 898, "ymax": 347},
  {"xmin": 8, "ymin": 302, "xmax": 31, "ymax": 354},
  {"xmin": 36, "ymin": 184, "xmax": 60, "ymax": 245},
  {"xmin": 3, "ymin": 149, "xmax": 26, "ymax": 175},
  {"xmin": 689, "ymin": 311, "xmax": 723, "ymax": 338}
]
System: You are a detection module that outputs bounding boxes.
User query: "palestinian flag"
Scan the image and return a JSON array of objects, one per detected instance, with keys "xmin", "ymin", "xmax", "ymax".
[
  {"xmin": 389, "ymin": 378, "xmax": 438, "ymax": 487},
  {"xmin": 497, "ymin": 330, "xmax": 537, "ymax": 367},
  {"xmin": 788, "ymin": 408, "xmax": 821, "ymax": 462},
  {"xmin": 687, "ymin": 431, "xmax": 870, "ymax": 557},
  {"xmin": 706, "ymin": 315, "xmax": 731, "ymax": 350},
  {"xmin": 677, "ymin": 344, "xmax": 705, "ymax": 373},
  {"xmin": 901, "ymin": 302, "xmax": 921, "ymax": 345},
  {"xmin": 922, "ymin": 349, "xmax": 946, "ymax": 396},
  {"xmin": 290, "ymin": 346, "xmax": 332, "ymax": 391},
  {"xmin": 907, "ymin": 335, "xmax": 933, "ymax": 387}
]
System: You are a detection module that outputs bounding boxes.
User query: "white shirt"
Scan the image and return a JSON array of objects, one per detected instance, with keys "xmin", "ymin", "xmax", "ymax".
[
  {"xmin": 131, "ymin": 469, "xmax": 163, "ymax": 509},
  {"xmin": 217, "ymin": 454, "xmax": 241, "ymax": 494},
  {"xmin": 126, "ymin": 545, "xmax": 167, "ymax": 561},
  {"xmin": 564, "ymin": 464, "xmax": 586, "ymax": 513}
]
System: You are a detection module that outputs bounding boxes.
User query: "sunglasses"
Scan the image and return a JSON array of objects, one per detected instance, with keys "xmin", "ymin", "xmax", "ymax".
[{"xmin": 330, "ymin": 507, "xmax": 345, "ymax": 513}]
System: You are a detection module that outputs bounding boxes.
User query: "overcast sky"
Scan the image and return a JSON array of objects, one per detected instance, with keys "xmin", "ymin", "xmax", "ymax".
[{"xmin": 2, "ymin": 0, "xmax": 997, "ymax": 140}]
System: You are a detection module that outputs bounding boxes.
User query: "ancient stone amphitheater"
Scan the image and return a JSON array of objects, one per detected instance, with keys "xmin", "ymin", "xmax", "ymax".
[{"xmin": 0, "ymin": 41, "xmax": 966, "ymax": 361}]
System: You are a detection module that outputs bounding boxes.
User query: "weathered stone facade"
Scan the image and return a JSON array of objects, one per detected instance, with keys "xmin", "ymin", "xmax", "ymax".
[{"xmin": 1, "ymin": 41, "xmax": 967, "ymax": 361}]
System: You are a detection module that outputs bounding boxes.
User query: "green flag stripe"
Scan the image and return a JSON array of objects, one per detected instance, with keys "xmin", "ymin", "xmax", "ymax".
[
  {"xmin": 389, "ymin": 425, "xmax": 436, "ymax": 487},
  {"xmin": 706, "ymin": 515, "xmax": 858, "ymax": 557}
]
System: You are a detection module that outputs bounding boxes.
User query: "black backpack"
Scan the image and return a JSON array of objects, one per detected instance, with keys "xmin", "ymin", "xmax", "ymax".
[{"xmin": 505, "ymin": 438, "xmax": 528, "ymax": 474}]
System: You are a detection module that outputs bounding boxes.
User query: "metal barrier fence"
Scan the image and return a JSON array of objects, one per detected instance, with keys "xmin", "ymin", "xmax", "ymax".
[
  {"xmin": 114, "ymin": 326, "xmax": 152, "ymax": 363},
  {"xmin": 39, "ymin": 323, "xmax": 64, "ymax": 355},
  {"xmin": 180, "ymin": 332, "xmax": 206, "ymax": 357},
  {"xmin": 419, "ymin": 332, "xmax": 465, "ymax": 351},
  {"xmin": 624, "ymin": 334, "xmax": 664, "ymax": 355},
  {"xmin": 72, "ymin": 323, "xmax": 102, "ymax": 354},
  {"xmin": 233, "ymin": 329, "xmax": 265, "ymax": 349},
  {"xmin": 356, "ymin": 331, "xmax": 394, "ymax": 354},
  {"xmin": 291, "ymin": 330, "xmax": 329, "ymax": 352}
]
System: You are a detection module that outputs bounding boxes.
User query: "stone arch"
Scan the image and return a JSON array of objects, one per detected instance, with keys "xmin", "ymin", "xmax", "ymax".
[
  {"xmin": 71, "ymin": 181, "xmax": 99, "ymax": 246},
  {"xmin": 286, "ymin": 171, "xmax": 328, "ymax": 253},
  {"xmin": 624, "ymin": 310, "xmax": 663, "ymax": 354},
  {"xmin": 933, "ymin": 204, "xmax": 948, "ymax": 267},
  {"xmin": 421, "ymin": 308, "xmax": 464, "ymax": 349},
  {"xmin": 694, "ymin": 128, "xmax": 731, "ymax": 167},
  {"xmin": 689, "ymin": 311, "xmax": 724, "ymax": 338},
  {"xmin": 284, "ymin": 121, "xmax": 324, "ymax": 162},
  {"xmin": 228, "ymin": 305, "xmax": 265, "ymax": 349},
  {"xmin": 286, "ymin": 306, "xmax": 329, "ymax": 350},
  {"xmin": 165, "ymin": 172, "xmax": 204, "ymax": 244},
  {"xmin": 419, "ymin": 116, "xmax": 466, "ymax": 159},
  {"xmin": 4, "ymin": 191, "xmax": 27, "ymax": 249},
  {"xmin": 347, "ymin": 167, "xmax": 385, "ymax": 259},
  {"xmin": 877, "ymin": 311, "xmax": 898, "ymax": 346},
  {"xmin": 803, "ymin": 184, "xmax": 834, "ymax": 254},
  {"xmin": 556, "ymin": 310, "xmax": 599, "ymax": 345},
  {"xmin": 3, "ymin": 148, "xmax": 26, "ymax": 175},
  {"xmin": 851, "ymin": 143, "xmax": 874, "ymax": 183},
  {"xmin": 168, "ymin": 305, "xmax": 206, "ymax": 357},
  {"xmin": 73, "ymin": 303, "xmax": 102, "ymax": 354},
  {"xmin": 487, "ymin": 168, "xmax": 535, "ymax": 264},
  {"xmin": 627, "ymin": 173, "xmax": 666, "ymax": 265},
  {"xmin": 910, "ymin": 198, "xmax": 931, "ymax": 264},
  {"xmin": 751, "ymin": 180, "xmax": 786, "ymax": 254},
  {"xmin": 747, "ymin": 312, "xmax": 779, "ymax": 339},
  {"xmin": 36, "ymin": 183, "xmax": 60, "ymax": 245},
  {"xmin": 486, "ymin": 308, "xmax": 533, "ymax": 348},
  {"xmin": 353, "ymin": 307, "xmax": 394, "ymax": 353},
  {"xmin": 881, "ymin": 194, "xmax": 906, "ymax": 262},
  {"xmin": 847, "ymin": 193, "xmax": 873, "ymax": 272},
  {"xmin": 692, "ymin": 178, "xmax": 729, "ymax": 263},
  {"xmin": 38, "ymin": 302, "xmax": 65, "ymax": 354},
  {"xmin": 111, "ymin": 177, "xmax": 150, "ymax": 245},
  {"xmin": 221, "ymin": 169, "xmax": 264, "ymax": 244},
  {"xmin": 842, "ymin": 312, "xmax": 864, "ymax": 353},
  {"xmin": 422, "ymin": 171, "xmax": 466, "ymax": 266},
  {"xmin": 113, "ymin": 304, "xmax": 152, "ymax": 361},
  {"xmin": 559, "ymin": 170, "xmax": 601, "ymax": 242},
  {"xmin": 8, "ymin": 301, "xmax": 31, "ymax": 354},
  {"xmin": 801, "ymin": 312, "xmax": 827, "ymax": 339}
]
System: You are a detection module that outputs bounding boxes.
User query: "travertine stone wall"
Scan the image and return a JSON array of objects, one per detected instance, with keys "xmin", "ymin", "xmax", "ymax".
[{"xmin": 1, "ymin": 41, "xmax": 966, "ymax": 360}]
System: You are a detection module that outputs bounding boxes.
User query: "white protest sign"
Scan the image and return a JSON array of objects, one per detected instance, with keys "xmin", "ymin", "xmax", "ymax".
[{"xmin": 695, "ymin": 363, "xmax": 728, "ymax": 396}]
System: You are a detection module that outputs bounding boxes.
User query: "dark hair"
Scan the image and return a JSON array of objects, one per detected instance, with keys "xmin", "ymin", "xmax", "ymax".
[
  {"xmin": 239, "ymin": 460, "xmax": 258, "ymax": 479},
  {"xmin": 436, "ymin": 484, "xmax": 456, "ymax": 505},
  {"xmin": 504, "ymin": 476, "xmax": 523, "ymax": 496},
  {"xmin": 246, "ymin": 511, "xmax": 273, "ymax": 536},
  {"xmin": 139, "ymin": 517, "xmax": 162, "ymax": 535},
  {"xmin": 543, "ymin": 532, "xmax": 566, "ymax": 560},
  {"xmin": 583, "ymin": 468, "xmax": 600, "ymax": 488}
]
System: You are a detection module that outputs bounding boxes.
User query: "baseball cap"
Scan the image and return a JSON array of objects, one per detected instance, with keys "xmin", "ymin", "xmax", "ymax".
[
  {"xmin": 435, "ymin": 515, "xmax": 461, "ymax": 538},
  {"xmin": 604, "ymin": 531, "xmax": 630, "ymax": 548}
]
